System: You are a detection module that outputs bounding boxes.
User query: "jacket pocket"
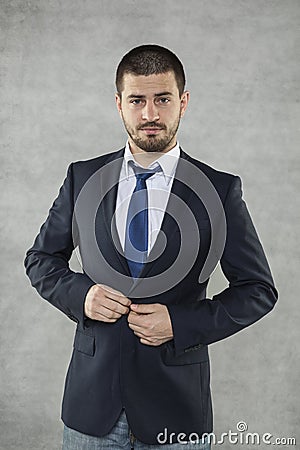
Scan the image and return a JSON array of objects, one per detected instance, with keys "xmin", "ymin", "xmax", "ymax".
[
  {"xmin": 162, "ymin": 342, "xmax": 208, "ymax": 365},
  {"xmin": 73, "ymin": 329, "xmax": 95, "ymax": 356}
]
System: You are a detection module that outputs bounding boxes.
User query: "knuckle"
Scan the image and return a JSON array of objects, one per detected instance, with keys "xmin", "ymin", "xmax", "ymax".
[
  {"xmin": 114, "ymin": 303, "xmax": 123, "ymax": 313},
  {"xmin": 108, "ymin": 317, "xmax": 117, "ymax": 323},
  {"xmin": 121, "ymin": 305, "xmax": 129, "ymax": 315},
  {"xmin": 92, "ymin": 285, "xmax": 101, "ymax": 297},
  {"xmin": 102, "ymin": 299, "xmax": 111, "ymax": 310},
  {"xmin": 143, "ymin": 320, "xmax": 150, "ymax": 329},
  {"xmin": 144, "ymin": 321, "xmax": 154, "ymax": 331},
  {"xmin": 119, "ymin": 297, "xmax": 130, "ymax": 307},
  {"xmin": 106, "ymin": 309, "xmax": 115, "ymax": 319},
  {"xmin": 110, "ymin": 310, "xmax": 120, "ymax": 319}
]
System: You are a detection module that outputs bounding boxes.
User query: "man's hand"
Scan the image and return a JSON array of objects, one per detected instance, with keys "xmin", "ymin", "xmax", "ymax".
[
  {"xmin": 84, "ymin": 284, "xmax": 131, "ymax": 323},
  {"xmin": 128, "ymin": 303, "xmax": 173, "ymax": 346}
]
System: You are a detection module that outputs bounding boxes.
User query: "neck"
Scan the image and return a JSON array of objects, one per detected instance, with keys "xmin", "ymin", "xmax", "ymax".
[{"xmin": 128, "ymin": 141, "xmax": 177, "ymax": 168}]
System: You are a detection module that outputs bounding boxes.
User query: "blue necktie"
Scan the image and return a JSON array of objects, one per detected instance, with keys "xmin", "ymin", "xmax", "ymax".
[{"xmin": 125, "ymin": 164, "xmax": 160, "ymax": 279}]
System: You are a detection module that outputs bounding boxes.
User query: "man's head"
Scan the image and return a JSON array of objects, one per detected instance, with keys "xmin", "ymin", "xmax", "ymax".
[
  {"xmin": 115, "ymin": 44, "xmax": 189, "ymax": 154},
  {"xmin": 116, "ymin": 44, "xmax": 186, "ymax": 97}
]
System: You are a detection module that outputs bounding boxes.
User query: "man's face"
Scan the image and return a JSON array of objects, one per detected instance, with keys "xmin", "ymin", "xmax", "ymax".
[{"xmin": 116, "ymin": 71, "xmax": 189, "ymax": 154}]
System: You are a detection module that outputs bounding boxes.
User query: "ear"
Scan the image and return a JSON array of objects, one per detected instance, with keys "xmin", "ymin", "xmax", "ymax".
[
  {"xmin": 115, "ymin": 93, "xmax": 122, "ymax": 116},
  {"xmin": 180, "ymin": 90, "xmax": 190, "ymax": 118}
]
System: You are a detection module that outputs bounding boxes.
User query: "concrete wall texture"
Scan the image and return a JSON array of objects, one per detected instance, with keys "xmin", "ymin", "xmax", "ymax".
[{"xmin": 1, "ymin": 0, "xmax": 299, "ymax": 449}]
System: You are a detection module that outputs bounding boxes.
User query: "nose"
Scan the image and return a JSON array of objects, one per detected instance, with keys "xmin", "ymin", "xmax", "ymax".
[{"xmin": 141, "ymin": 101, "xmax": 159, "ymax": 122}]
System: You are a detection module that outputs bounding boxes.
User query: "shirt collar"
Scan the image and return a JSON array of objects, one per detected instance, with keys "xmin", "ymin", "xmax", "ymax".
[{"xmin": 124, "ymin": 141, "xmax": 180, "ymax": 185}]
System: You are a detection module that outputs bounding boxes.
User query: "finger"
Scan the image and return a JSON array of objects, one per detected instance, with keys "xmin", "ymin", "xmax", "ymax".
[
  {"xmin": 86, "ymin": 302, "xmax": 123, "ymax": 321},
  {"xmin": 131, "ymin": 328, "xmax": 150, "ymax": 339},
  {"xmin": 128, "ymin": 322, "xmax": 148, "ymax": 336},
  {"xmin": 100, "ymin": 296, "xmax": 130, "ymax": 315},
  {"xmin": 140, "ymin": 338, "xmax": 162, "ymax": 346},
  {"xmin": 128, "ymin": 321, "xmax": 162, "ymax": 340},
  {"xmin": 88, "ymin": 309, "xmax": 120, "ymax": 323},
  {"xmin": 127, "ymin": 311, "xmax": 151, "ymax": 328},
  {"xmin": 127, "ymin": 311, "xmax": 142, "ymax": 325},
  {"xmin": 130, "ymin": 303, "xmax": 157, "ymax": 314},
  {"xmin": 98, "ymin": 284, "xmax": 131, "ymax": 307},
  {"xmin": 96, "ymin": 304, "xmax": 123, "ymax": 320},
  {"xmin": 95, "ymin": 312, "xmax": 118, "ymax": 323}
]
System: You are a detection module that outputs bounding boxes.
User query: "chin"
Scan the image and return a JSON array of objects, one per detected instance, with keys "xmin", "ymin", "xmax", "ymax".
[{"xmin": 136, "ymin": 138, "xmax": 170, "ymax": 153}]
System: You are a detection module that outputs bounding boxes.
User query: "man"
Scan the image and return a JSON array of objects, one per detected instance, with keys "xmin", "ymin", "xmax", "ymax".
[{"xmin": 25, "ymin": 44, "xmax": 277, "ymax": 449}]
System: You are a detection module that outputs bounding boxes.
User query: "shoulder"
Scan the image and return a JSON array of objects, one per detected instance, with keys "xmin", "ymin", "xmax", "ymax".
[
  {"xmin": 66, "ymin": 148, "xmax": 124, "ymax": 184},
  {"xmin": 180, "ymin": 149, "xmax": 240, "ymax": 202},
  {"xmin": 72, "ymin": 148, "xmax": 124, "ymax": 173},
  {"xmin": 60, "ymin": 149, "xmax": 124, "ymax": 199}
]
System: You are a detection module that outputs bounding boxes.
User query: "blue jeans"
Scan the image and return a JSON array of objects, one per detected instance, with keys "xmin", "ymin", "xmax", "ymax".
[{"xmin": 62, "ymin": 411, "xmax": 211, "ymax": 449}]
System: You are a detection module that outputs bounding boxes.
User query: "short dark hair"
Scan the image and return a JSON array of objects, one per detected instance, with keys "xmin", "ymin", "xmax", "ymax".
[{"xmin": 115, "ymin": 44, "xmax": 186, "ymax": 96}]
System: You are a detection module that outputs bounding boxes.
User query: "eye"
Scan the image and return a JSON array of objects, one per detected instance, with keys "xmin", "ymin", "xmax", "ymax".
[
  {"xmin": 156, "ymin": 97, "xmax": 170, "ymax": 105},
  {"xmin": 130, "ymin": 99, "xmax": 144, "ymax": 106}
]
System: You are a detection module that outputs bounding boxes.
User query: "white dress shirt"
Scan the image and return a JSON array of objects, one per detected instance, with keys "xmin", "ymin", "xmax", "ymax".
[{"xmin": 115, "ymin": 142, "xmax": 180, "ymax": 254}]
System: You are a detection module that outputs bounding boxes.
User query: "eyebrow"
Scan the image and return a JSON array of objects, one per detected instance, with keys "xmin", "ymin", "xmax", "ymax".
[{"xmin": 127, "ymin": 91, "xmax": 173, "ymax": 99}]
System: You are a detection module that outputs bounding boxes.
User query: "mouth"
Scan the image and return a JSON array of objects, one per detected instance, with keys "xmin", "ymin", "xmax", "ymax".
[{"xmin": 140, "ymin": 127, "xmax": 163, "ymax": 135}]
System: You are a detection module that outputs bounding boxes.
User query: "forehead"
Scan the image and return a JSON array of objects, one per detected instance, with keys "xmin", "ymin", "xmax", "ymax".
[{"xmin": 121, "ymin": 71, "xmax": 179, "ymax": 96}]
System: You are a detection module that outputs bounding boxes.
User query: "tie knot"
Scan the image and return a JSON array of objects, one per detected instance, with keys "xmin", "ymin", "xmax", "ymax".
[
  {"xmin": 135, "ymin": 171, "xmax": 157, "ymax": 182},
  {"xmin": 130, "ymin": 162, "xmax": 162, "ymax": 183}
]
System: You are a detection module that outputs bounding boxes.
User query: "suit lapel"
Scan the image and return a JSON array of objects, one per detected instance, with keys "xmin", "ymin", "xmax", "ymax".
[{"xmin": 98, "ymin": 149, "xmax": 132, "ymax": 278}]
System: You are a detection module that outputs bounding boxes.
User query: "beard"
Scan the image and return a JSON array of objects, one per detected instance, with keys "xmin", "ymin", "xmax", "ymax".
[{"xmin": 121, "ymin": 116, "xmax": 181, "ymax": 153}]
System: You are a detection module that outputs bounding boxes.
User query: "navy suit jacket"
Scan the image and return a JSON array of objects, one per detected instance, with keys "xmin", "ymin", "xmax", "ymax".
[{"xmin": 25, "ymin": 148, "xmax": 277, "ymax": 444}]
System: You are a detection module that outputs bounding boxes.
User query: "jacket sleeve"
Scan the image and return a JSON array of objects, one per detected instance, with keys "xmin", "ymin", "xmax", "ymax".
[
  {"xmin": 167, "ymin": 176, "xmax": 278, "ymax": 354},
  {"xmin": 24, "ymin": 163, "xmax": 95, "ymax": 327}
]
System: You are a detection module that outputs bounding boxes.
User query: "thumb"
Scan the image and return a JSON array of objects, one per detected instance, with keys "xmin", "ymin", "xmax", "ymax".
[{"xmin": 130, "ymin": 303, "xmax": 157, "ymax": 314}]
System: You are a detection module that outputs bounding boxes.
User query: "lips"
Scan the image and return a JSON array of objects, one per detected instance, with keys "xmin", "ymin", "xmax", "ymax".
[{"xmin": 140, "ymin": 127, "xmax": 163, "ymax": 135}]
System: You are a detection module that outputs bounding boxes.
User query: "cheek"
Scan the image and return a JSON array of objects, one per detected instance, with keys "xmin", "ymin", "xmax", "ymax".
[
  {"xmin": 121, "ymin": 110, "xmax": 134, "ymax": 126},
  {"xmin": 164, "ymin": 104, "xmax": 181, "ymax": 119},
  {"xmin": 124, "ymin": 108, "xmax": 140, "ymax": 122},
  {"xmin": 165, "ymin": 110, "xmax": 181, "ymax": 124}
]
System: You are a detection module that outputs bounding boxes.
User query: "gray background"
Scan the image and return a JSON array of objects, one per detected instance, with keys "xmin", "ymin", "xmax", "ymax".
[{"xmin": 1, "ymin": 0, "xmax": 299, "ymax": 449}]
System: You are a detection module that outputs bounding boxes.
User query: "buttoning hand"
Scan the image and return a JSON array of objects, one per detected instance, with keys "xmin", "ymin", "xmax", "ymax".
[
  {"xmin": 84, "ymin": 284, "xmax": 131, "ymax": 323},
  {"xmin": 128, "ymin": 303, "xmax": 174, "ymax": 346}
]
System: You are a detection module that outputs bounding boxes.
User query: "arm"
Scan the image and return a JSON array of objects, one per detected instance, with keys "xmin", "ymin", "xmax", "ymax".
[
  {"xmin": 167, "ymin": 176, "xmax": 278, "ymax": 354},
  {"xmin": 24, "ymin": 164, "xmax": 95, "ymax": 327},
  {"xmin": 25, "ymin": 162, "xmax": 134, "ymax": 327}
]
